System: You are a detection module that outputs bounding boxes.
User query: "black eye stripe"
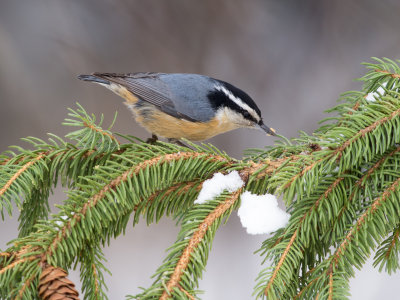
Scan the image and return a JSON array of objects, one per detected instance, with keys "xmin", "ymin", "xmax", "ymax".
[
  {"xmin": 212, "ymin": 80, "xmax": 262, "ymax": 117},
  {"xmin": 207, "ymin": 90, "xmax": 258, "ymax": 122},
  {"xmin": 240, "ymin": 110, "xmax": 257, "ymax": 122}
]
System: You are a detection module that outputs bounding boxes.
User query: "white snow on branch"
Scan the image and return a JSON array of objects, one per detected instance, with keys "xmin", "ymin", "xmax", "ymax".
[
  {"xmin": 365, "ymin": 82, "xmax": 387, "ymax": 101},
  {"xmin": 194, "ymin": 171, "xmax": 244, "ymax": 204},
  {"xmin": 54, "ymin": 212, "xmax": 74, "ymax": 228},
  {"xmin": 55, "ymin": 215, "xmax": 69, "ymax": 227},
  {"xmin": 238, "ymin": 191, "xmax": 290, "ymax": 235}
]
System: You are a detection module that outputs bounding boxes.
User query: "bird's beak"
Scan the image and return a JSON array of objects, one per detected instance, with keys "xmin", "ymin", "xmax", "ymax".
[{"xmin": 258, "ymin": 123, "xmax": 277, "ymax": 136}]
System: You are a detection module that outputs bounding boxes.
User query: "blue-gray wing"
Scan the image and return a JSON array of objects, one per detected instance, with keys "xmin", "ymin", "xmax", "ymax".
[
  {"xmin": 158, "ymin": 73, "xmax": 216, "ymax": 122},
  {"xmin": 92, "ymin": 73, "xmax": 215, "ymax": 122},
  {"xmin": 91, "ymin": 72, "xmax": 214, "ymax": 122}
]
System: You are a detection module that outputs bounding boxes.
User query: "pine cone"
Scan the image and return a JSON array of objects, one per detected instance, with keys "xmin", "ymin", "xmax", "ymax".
[{"xmin": 38, "ymin": 265, "xmax": 80, "ymax": 300}]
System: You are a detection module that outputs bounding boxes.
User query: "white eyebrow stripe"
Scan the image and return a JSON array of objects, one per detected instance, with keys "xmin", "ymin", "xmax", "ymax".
[{"xmin": 214, "ymin": 84, "xmax": 260, "ymax": 122}]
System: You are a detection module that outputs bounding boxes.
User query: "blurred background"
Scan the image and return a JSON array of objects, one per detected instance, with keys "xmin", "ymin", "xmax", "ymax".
[{"xmin": 1, "ymin": 0, "xmax": 400, "ymax": 299}]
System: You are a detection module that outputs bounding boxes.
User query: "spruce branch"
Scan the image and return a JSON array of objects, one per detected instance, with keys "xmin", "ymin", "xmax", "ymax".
[
  {"xmin": 1, "ymin": 57, "xmax": 400, "ymax": 299},
  {"xmin": 160, "ymin": 187, "xmax": 244, "ymax": 299},
  {"xmin": 294, "ymin": 175, "xmax": 400, "ymax": 299},
  {"xmin": 254, "ymin": 58, "xmax": 400, "ymax": 299},
  {"xmin": 373, "ymin": 224, "xmax": 400, "ymax": 274},
  {"xmin": 78, "ymin": 244, "xmax": 110, "ymax": 300},
  {"xmin": 132, "ymin": 188, "xmax": 245, "ymax": 300},
  {"xmin": 64, "ymin": 103, "xmax": 120, "ymax": 151},
  {"xmin": 327, "ymin": 146, "xmax": 400, "ymax": 244},
  {"xmin": 41, "ymin": 150, "xmax": 232, "ymax": 264},
  {"xmin": 1, "ymin": 138, "xmax": 236, "ymax": 298}
]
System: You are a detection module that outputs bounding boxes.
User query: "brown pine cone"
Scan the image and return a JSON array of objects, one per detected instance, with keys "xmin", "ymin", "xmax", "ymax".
[{"xmin": 38, "ymin": 265, "xmax": 80, "ymax": 300}]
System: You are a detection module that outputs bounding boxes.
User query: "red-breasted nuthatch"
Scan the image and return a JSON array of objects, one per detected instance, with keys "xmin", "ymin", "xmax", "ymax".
[{"xmin": 78, "ymin": 72, "xmax": 276, "ymax": 142}]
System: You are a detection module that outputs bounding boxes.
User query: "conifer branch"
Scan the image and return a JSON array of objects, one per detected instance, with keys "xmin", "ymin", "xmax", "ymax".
[
  {"xmin": 91, "ymin": 263, "xmax": 100, "ymax": 297},
  {"xmin": 135, "ymin": 179, "xmax": 203, "ymax": 217},
  {"xmin": 0, "ymin": 158, "xmax": 10, "ymax": 166},
  {"xmin": 15, "ymin": 268, "xmax": 40, "ymax": 300},
  {"xmin": 0, "ymin": 252, "xmax": 10, "ymax": 258},
  {"xmin": 282, "ymin": 159, "xmax": 323, "ymax": 190},
  {"xmin": 2, "ymin": 57, "xmax": 400, "ymax": 299},
  {"xmin": 177, "ymin": 285, "xmax": 196, "ymax": 300},
  {"xmin": 44, "ymin": 151, "xmax": 231, "ymax": 261},
  {"xmin": 83, "ymin": 120, "xmax": 121, "ymax": 145},
  {"xmin": 160, "ymin": 188, "xmax": 243, "ymax": 300},
  {"xmin": 334, "ymin": 177, "xmax": 400, "ymax": 265},
  {"xmin": 0, "ymin": 154, "xmax": 44, "ymax": 198},
  {"xmin": 296, "ymin": 175, "xmax": 400, "ymax": 298},
  {"xmin": 78, "ymin": 245, "xmax": 109, "ymax": 300},
  {"xmin": 334, "ymin": 107, "xmax": 400, "ymax": 159},
  {"xmin": 278, "ymin": 102, "xmax": 400, "ymax": 201},
  {"xmin": 145, "ymin": 180, "xmax": 202, "ymax": 206},
  {"xmin": 330, "ymin": 146, "xmax": 400, "ymax": 239},
  {"xmin": 0, "ymin": 256, "xmax": 37, "ymax": 276},
  {"xmin": 0, "ymin": 148, "xmax": 126, "ymax": 168},
  {"xmin": 262, "ymin": 174, "xmax": 346, "ymax": 298},
  {"xmin": 375, "ymin": 69, "xmax": 400, "ymax": 78},
  {"xmin": 373, "ymin": 224, "xmax": 400, "ymax": 274},
  {"xmin": 386, "ymin": 229, "xmax": 400, "ymax": 259},
  {"xmin": 264, "ymin": 230, "xmax": 298, "ymax": 297}
]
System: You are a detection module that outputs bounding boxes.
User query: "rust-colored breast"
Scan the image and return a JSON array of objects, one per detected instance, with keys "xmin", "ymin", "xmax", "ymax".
[
  {"xmin": 113, "ymin": 86, "xmax": 241, "ymax": 141},
  {"xmin": 129, "ymin": 104, "xmax": 238, "ymax": 141}
]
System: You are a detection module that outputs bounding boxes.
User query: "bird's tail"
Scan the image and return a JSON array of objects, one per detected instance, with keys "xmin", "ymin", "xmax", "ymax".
[{"xmin": 78, "ymin": 73, "xmax": 140, "ymax": 104}]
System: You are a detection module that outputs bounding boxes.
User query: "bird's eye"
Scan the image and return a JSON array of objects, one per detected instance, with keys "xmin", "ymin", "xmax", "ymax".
[{"xmin": 242, "ymin": 111, "xmax": 251, "ymax": 119}]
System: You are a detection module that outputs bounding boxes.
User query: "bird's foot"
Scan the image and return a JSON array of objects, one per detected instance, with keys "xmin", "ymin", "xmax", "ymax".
[
  {"xmin": 146, "ymin": 134, "xmax": 159, "ymax": 144},
  {"xmin": 167, "ymin": 138, "xmax": 193, "ymax": 149}
]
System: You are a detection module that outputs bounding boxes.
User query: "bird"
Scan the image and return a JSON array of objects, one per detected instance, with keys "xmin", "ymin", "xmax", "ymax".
[{"xmin": 78, "ymin": 72, "xmax": 276, "ymax": 143}]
